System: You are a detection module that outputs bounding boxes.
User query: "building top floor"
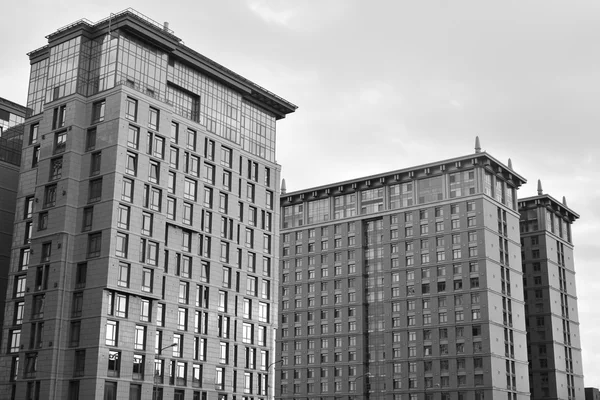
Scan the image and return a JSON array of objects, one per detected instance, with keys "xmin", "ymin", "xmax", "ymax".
[
  {"xmin": 519, "ymin": 193, "xmax": 579, "ymax": 244},
  {"xmin": 281, "ymin": 151, "xmax": 526, "ymax": 229},
  {"xmin": 27, "ymin": 9, "xmax": 296, "ymax": 119},
  {"xmin": 23, "ymin": 10, "xmax": 296, "ymax": 163}
]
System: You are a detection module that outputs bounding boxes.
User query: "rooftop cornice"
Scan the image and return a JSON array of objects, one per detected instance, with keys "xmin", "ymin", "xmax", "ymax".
[
  {"xmin": 518, "ymin": 194, "xmax": 580, "ymax": 222},
  {"xmin": 283, "ymin": 151, "xmax": 526, "ymax": 201},
  {"xmin": 29, "ymin": 9, "xmax": 297, "ymax": 119}
]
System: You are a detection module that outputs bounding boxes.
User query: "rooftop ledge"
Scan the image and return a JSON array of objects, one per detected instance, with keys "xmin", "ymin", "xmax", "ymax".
[{"xmin": 283, "ymin": 151, "xmax": 527, "ymax": 201}]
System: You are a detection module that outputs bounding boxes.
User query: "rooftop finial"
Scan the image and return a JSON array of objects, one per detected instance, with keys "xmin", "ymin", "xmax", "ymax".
[
  {"xmin": 563, "ymin": 196, "xmax": 567, "ymax": 206},
  {"xmin": 508, "ymin": 158, "xmax": 513, "ymax": 170},
  {"xmin": 537, "ymin": 179, "xmax": 543, "ymax": 195},
  {"xmin": 281, "ymin": 178, "xmax": 287, "ymax": 195},
  {"xmin": 475, "ymin": 136, "xmax": 481, "ymax": 153}
]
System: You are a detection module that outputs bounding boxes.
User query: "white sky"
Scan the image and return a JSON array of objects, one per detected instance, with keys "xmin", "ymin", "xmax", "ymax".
[{"xmin": 1, "ymin": 0, "xmax": 599, "ymax": 388}]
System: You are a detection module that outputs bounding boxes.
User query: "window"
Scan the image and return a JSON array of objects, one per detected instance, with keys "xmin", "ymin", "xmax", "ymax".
[
  {"xmin": 219, "ymin": 192, "xmax": 228, "ymax": 213},
  {"xmin": 89, "ymin": 178, "xmax": 102, "ymax": 203},
  {"xmin": 38, "ymin": 211, "xmax": 49, "ymax": 231},
  {"xmin": 90, "ymin": 101, "xmax": 106, "ymax": 126},
  {"xmin": 247, "ymin": 183, "xmax": 255, "ymax": 202},
  {"xmin": 149, "ymin": 107, "xmax": 159, "ymax": 130},
  {"xmin": 128, "ymin": 125, "xmax": 139, "ymax": 149},
  {"xmin": 185, "ymin": 153, "xmax": 199, "ymax": 177},
  {"xmin": 184, "ymin": 178, "xmax": 197, "ymax": 201},
  {"xmin": 215, "ymin": 367, "xmax": 225, "ymax": 390},
  {"xmin": 169, "ymin": 149, "xmax": 180, "ymax": 172},
  {"xmin": 469, "ymin": 246, "xmax": 478, "ymax": 257},
  {"xmin": 32, "ymin": 146, "xmax": 40, "ymax": 167},
  {"xmin": 44, "ymin": 184, "xmax": 58, "ymax": 208},
  {"xmin": 116, "ymin": 205, "xmax": 130, "ymax": 230},
  {"xmin": 8, "ymin": 330, "xmax": 21, "ymax": 353},
  {"xmin": 50, "ymin": 157, "xmax": 63, "ymax": 180},
  {"xmin": 142, "ymin": 212, "xmax": 153, "ymax": 236},
  {"xmin": 106, "ymin": 320, "xmax": 118, "ymax": 346},
  {"xmin": 90, "ymin": 152, "xmax": 101, "ymax": 175},
  {"xmin": 125, "ymin": 152, "xmax": 137, "ymax": 176},
  {"xmin": 179, "ymin": 203, "xmax": 192, "ymax": 226},
  {"xmin": 148, "ymin": 187, "xmax": 162, "ymax": 211},
  {"xmin": 108, "ymin": 351, "xmax": 121, "ymax": 377},
  {"xmin": 205, "ymin": 139, "xmax": 215, "ymax": 160},
  {"xmin": 203, "ymin": 163, "xmax": 215, "ymax": 185},
  {"xmin": 449, "ymin": 221, "xmax": 462, "ymax": 236},
  {"xmin": 29, "ymin": 123, "xmax": 39, "ymax": 144},
  {"xmin": 87, "ymin": 233, "xmax": 102, "ymax": 258},
  {"xmin": 115, "ymin": 232, "xmax": 128, "ymax": 258},
  {"xmin": 80, "ymin": 130, "xmax": 96, "ymax": 155},
  {"xmin": 139, "ymin": 299, "xmax": 151, "ymax": 322},
  {"xmin": 122, "ymin": 178, "xmax": 134, "ymax": 202},
  {"xmin": 167, "ymin": 197, "xmax": 176, "ymax": 220},
  {"xmin": 126, "ymin": 97, "xmax": 137, "ymax": 121},
  {"xmin": 24, "ymin": 353, "xmax": 38, "ymax": 379},
  {"xmin": 134, "ymin": 325, "xmax": 146, "ymax": 350},
  {"xmin": 142, "ymin": 268, "xmax": 153, "ymax": 292},
  {"xmin": 118, "ymin": 262, "xmax": 130, "ymax": 287},
  {"xmin": 469, "ymin": 231, "xmax": 477, "ymax": 242},
  {"xmin": 24, "ymin": 196, "xmax": 34, "ymax": 219},
  {"xmin": 184, "ymin": 129, "xmax": 196, "ymax": 151},
  {"xmin": 153, "ymin": 135, "xmax": 165, "ymax": 159},
  {"xmin": 54, "ymin": 131, "xmax": 67, "ymax": 153}
]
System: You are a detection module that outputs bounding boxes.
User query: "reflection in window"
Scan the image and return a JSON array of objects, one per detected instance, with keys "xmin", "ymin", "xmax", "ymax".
[{"xmin": 418, "ymin": 176, "xmax": 444, "ymax": 204}]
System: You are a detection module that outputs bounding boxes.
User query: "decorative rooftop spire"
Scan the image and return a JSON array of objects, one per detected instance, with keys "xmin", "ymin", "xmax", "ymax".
[
  {"xmin": 537, "ymin": 179, "xmax": 543, "ymax": 195},
  {"xmin": 475, "ymin": 136, "xmax": 481, "ymax": 153},
  {"xmin": 563, "ymin": 196, "xmax": 567, "ymax": 206},
  {"xmin": 508, "ymin": 158, "xmax": 512, "ymax": 170},
  {"xmin": 281, "ymin": 178, "xmax": 287, "ymax": 195}
]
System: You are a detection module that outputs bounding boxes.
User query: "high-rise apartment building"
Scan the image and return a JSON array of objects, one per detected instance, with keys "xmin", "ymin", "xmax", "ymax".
[
  {"xmin": 0, "ymin": 97, "xmax": 29, "ymax": 346},
  {"xmin": 519, "ymin": 186, "xmax": 584, "ymax": 400},
  {"xmin": 0, "ymin": 9, "xmax": 295, "ymax": 400},
  {"xmin": 277, "ymin": 143, "xmax": 531, "ymax": 400}
]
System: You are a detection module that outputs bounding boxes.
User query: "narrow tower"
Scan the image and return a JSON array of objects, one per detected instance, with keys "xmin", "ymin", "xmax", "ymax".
[{"xmin": 519, "ymin": 194, "xmax": 584, "ymax": 400}]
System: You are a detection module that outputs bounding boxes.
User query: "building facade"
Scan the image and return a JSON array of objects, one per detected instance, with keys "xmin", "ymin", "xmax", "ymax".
[
  {"xmin": 277, "ymin": 146, "xmax": 531, "ymax": 400},
  {"xmin": 519, "ymin": 189, "xmax": 584, "ymax": 400},
  {"xmin": 0, "ymin": 97, "xmax": 29, "ymax": 347},
  {"xmin": 585, "ymin": 388, "xmax": 600, "ymax": 400},
  {"xmin": 0, "ymin": 9, "xmax": 295, "ymax": 400}
]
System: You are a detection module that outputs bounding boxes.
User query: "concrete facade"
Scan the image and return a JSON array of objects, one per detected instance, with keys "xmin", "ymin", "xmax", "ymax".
[{"xmin": 585, "ymin": 388, "xmax": 600, "ymax": 400}]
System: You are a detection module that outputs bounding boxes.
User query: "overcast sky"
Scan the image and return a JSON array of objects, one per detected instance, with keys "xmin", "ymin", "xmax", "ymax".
[{"xmin": 1, "ymin": 0, "xmax": 599, "ymax": 388}]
